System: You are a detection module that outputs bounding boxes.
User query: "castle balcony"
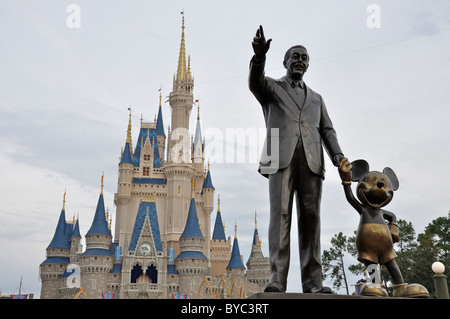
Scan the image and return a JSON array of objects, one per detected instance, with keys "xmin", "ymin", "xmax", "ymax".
[{"xmin": 125, "ymin": 283, "xmax": 161, "ymax": 299}]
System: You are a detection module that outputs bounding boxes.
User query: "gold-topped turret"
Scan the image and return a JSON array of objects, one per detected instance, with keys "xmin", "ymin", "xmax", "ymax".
[
  {"xmin": 62, "ymin": 189, "xmax": 66, "ymax": 211},
  {"xmin": 126, "ymin": 107, "xmax": 132, "ymax": 148},
  {"xmin": 101, "ymin": 172, "xmax": 104, "ymax": 195}
]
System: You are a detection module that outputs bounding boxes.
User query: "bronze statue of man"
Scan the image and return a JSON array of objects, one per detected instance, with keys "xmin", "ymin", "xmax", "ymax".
[{"xmin": 249, "ymin": 25, "xmax": 345, "ymax": 293}]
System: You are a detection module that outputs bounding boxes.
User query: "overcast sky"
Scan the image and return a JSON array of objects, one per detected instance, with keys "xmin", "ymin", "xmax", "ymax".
[{"xmin": 1, "ymin": 0, "xmax": 450, "ymax": 297}]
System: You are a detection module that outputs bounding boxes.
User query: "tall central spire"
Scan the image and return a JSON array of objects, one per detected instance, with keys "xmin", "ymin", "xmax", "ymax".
[
  {"xmin": 168, "ymin": 13, "xmax": 194, "ymax": 142},
  {"xmin": 176, "ymin": 15, "xmax": 187, "ymax": 82}
]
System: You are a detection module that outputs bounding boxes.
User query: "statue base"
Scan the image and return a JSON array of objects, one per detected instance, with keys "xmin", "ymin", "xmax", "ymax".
[{"xmin": 248, "ymin": 292, "xmax": 379, "ymax": 299}]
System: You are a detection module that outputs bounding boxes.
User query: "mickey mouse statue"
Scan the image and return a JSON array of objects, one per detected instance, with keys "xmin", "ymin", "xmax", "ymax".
[{"xmin": 338, "ymin": 158, "xmax": 429, "ymax": 298}]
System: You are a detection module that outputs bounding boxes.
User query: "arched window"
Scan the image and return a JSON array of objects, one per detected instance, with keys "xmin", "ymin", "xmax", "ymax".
[
  {"xmin": 131, "ymin": 264, "xmax": 143, "ymax": 283},
  {"xmin": 131, "ymin": 263, "xmax": 158, "ymax": 284},
  {"xmin": 146, "ymin": 264, "xmax": 158, "ymax": 283}
]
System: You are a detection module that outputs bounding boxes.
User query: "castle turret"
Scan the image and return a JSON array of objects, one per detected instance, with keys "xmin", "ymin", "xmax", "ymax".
[
  {"xmin": 246, "ymin": 211, "xmax": 270, "ymax": 289},
  {"xmin": 168, "ymin": 15, "xmax": 194, "ymax": 162},
  {"xmin": 202, "ymin": 162, "xmax": 215, "ymax": 211},
  {"xmin": 156, "ymin": 92, "xmax": 166, "ymax": 162},
  {"xmin": 115, "ymin": 110, "xmax": 134, "ymax": 247},
  {"xmin": 175, "ymin": 183, "xmax": 208, "ymax": 298},
  {"xmin": 226, "ymin": 222, "xmax": 246, "ymax": 298},
  {"xmin": 39, "ymin": 192, "xmax": 75, "ymax": 299},
  {"xmin": 210, "ymin": 195, "xmax": 232, "ymax": 277},
  {"xmin": 192, "ymin": 105, "xmax": 204, "ymax": 168},
  {"xmin": 69, "ymin": 217, "xmax": 82, "ymax": 263},
  {"xmin": 79, "ymin": 175, "xmax": 114, "ymax": 299},
  {"xmin": 164, "ymin": 15, "xmax": 196, "ymax": 256}
]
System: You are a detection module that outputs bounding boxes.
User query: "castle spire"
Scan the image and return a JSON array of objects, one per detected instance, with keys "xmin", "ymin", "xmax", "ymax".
[
  {"xmin": 156, "ymin": 91, "xmax": 165, "ymax": 137},
  {"xmin": 120, "ymin": 108, "xmax": 134, "ymax": 165},
  {"xmin": 168, "ymin": 13, "xmax": 194, "ymax": 133},
  {"xmin": 212, "ymin": 195, "xmax": 226, "ymax": 241},
  {"xmin": 176, "ymin": 15, "xmax": 187, "ymax": 82},
  {"xmin": 86, "ymin": 174, "xmax": 111, "ymax": 236},
  {"xmin": 101, "ymin": 172, "xmax": 104, "ymax": 195},
  {"xmin": 62, "ymin": 189, "xmax": 66, "ymax": 211},
  {"xmin": 127, "ymin": 107, "xmax": 132, "ymax": 146},
  {"xmin": 180, "ymin": 179, "xmax": 204, "ymax": 239},
  {"xmin": 193, "ymin": 101, "xmax": 203, "ymax": 156},
  {"xmin": 226, "ymin": 222, "xmax": 245, "ymax": 270},
  {"xmin": 202, "ymin": 160, "xmax": 215, "ymax": 189}
]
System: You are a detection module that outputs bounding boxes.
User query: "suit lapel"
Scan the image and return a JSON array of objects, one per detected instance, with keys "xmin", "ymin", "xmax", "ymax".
[
  {"xmin": 302, "ymin": 85, "xmax": 313, "ymax": 111},
  {"xmin": 281, "ymin": 77, "xmax": 303, "ymax": 110}
]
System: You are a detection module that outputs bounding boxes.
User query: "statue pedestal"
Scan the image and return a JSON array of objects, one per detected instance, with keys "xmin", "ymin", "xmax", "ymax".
[{"xmin": 248, "ymin": 292, "xmax": 378, "ymax": 299}]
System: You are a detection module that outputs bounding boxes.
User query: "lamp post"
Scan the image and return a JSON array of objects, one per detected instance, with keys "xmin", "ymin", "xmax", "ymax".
[{"xmin": 432, "ymin": 262, "xmax": 449, "ymax": 299}]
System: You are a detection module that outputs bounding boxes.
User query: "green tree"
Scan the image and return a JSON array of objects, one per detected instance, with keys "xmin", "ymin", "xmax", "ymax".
[
  {"xmin": 382, "ymin": 215, "xmax": 449, "ymax": 297},
  {"xmin": 322, "ymin": 232, "xmax": 351, "ymax": 294},
  {"xmin": 419, "ymin": 212, "xmax": 450, "ymax": 261},
  {"xmin": 347, "ymin": 231, "xmax": 365, "ymax": 278},
  {"xmin": 414, "ymin": 212, "xmax": 450, "ymax": 296}
]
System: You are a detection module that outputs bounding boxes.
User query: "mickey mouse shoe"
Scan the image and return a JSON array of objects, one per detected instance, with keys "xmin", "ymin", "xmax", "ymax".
[
  {"xmin": 393, "ymin": 283, "xmax": 429, "ymax": 298},
  {"xmin": 360, "ymin": 283, "xmax": 389, "ymax": 297}
]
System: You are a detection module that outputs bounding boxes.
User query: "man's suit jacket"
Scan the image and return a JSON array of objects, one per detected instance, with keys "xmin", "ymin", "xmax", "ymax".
[{"xmin": 249, "ymin": 56, "xmax": 343, "ymax": 179}]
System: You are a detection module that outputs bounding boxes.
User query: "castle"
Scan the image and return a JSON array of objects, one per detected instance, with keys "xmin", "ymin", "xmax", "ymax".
[{"xmin": 39, "ymin": 16, "xmax": 270, "ymax": 299}]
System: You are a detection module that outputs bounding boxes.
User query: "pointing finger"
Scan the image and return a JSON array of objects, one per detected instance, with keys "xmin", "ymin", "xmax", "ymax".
[{"xmin": 259, "ymin": 25, "xmax": 265, "ymax": 39}]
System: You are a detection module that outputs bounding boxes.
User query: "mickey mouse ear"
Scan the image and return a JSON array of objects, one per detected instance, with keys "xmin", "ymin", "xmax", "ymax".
[
  {"xmin": 351, "ymin": 159, "xmax": 370, "ymax": 182},
  {"xmin": 383, "ymin": 167, "xmax": 399, "ymax": 191}
]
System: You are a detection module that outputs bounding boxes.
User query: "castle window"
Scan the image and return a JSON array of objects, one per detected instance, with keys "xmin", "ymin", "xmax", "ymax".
[
  {"xmin": 144, "ymin": 154, "xmax": 151, "ymax": 161},
  {"xmin": 143, "ymin": 167, "xmax": 150, "ymax": 176}
]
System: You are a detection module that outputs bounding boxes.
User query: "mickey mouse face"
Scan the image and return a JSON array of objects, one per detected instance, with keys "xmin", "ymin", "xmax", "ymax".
[{"xmin": 351, "ymin": 160, "xmax": 399, "ymax": 208}]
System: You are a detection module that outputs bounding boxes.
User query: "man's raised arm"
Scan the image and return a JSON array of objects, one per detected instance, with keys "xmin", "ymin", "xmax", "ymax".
[{"xmin": 249, "ymin": 25, "xmax": 272, "ymax": 103}]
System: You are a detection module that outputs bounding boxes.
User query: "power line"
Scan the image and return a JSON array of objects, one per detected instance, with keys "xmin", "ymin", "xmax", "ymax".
[{"xmin": 197, "ymin": 25, "xmax": 450, "ymax": 86}]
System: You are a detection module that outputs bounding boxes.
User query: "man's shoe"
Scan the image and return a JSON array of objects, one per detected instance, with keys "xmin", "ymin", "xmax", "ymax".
[
  {"xmin": 304, "ymin": 286, "xmax": 333, "ymax": 294},
  {"xmin": 264, "ymin": 282, "xmax": 284, "ymax": 293}
]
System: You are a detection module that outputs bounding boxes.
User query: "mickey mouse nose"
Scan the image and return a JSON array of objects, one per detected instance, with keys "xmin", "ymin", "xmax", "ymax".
[{"xmin": 377, "ymin": 180, "xmax": 384, "ymax": 188}]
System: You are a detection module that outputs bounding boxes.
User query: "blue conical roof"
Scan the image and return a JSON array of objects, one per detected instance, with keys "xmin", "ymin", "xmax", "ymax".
[
  {"xmin": 86, "ymin": 193, "xmax": 111, "ymax": 236},
  {"xmin": 193, "ymin": 112, "xmax": 202, "ymax": 151},
  {"xmin": 72, "ymin": 219, "xmax": 81, "ymax": 238},
  {"xmin": 227, "ymin": 237, "xmax": 246, "ymax": 270},
  {"xmin": 120, "ymin": 142, "xmax": 133, "ymax": 164},
  {"xmin": 47, "ymin": 209, "xmax": 71, "ymax": 249},
  {"xmin": 203, "ymin": 170, "xmax": 214, "ymax": 189},
  {"xmin": 156, "ymin": 105, "xmax": 165, "ymax": 137},
  {"xmin": 247, "ymin": 227, "xmax": 264, "ymax": 264},
  {"xmin": 212, "ymin": 210, "xmax": 226, "ymax": 241},
  {"xmin": 180, "ymin": 198, "xmax": 203, "ymax": 239}
]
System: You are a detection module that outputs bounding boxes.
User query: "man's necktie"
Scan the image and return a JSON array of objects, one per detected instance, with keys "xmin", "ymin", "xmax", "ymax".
[
  {"xmin": 292, "ymin": 81, "xmax": 305, "ymax": 107},
  {"xmin": 292, "ymin": 81, "xmax": 301, "ymax": 95}
]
